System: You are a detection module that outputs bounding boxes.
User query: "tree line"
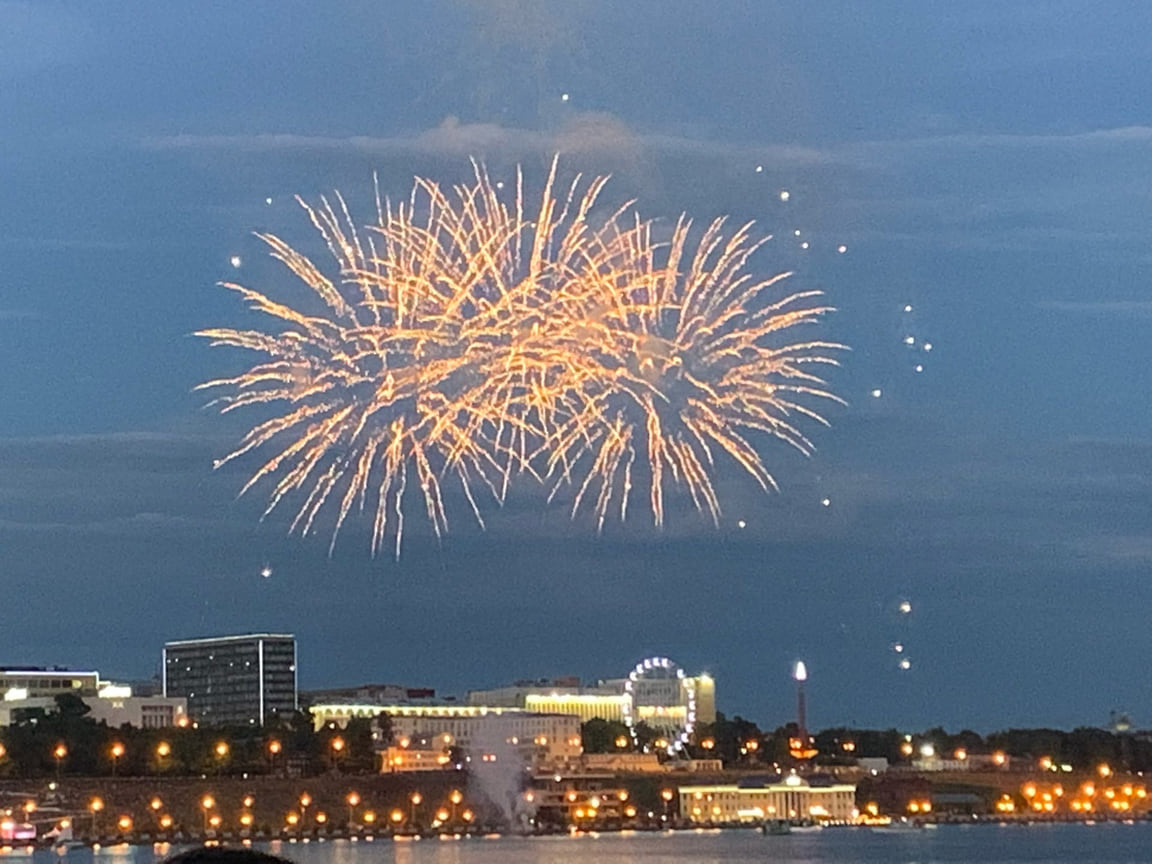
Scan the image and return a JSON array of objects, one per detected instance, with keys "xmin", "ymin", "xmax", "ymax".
[
  {"xmin": 580, "ymin": 714, "xmax": 1152, "ymax": 772},
  {"xmin": 0, "ymin": 694, "xmax": 389, "ymax": 778}
]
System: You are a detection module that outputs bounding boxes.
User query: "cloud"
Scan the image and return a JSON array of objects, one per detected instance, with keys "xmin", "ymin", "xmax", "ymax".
[
  {"xmin": 0, "ymin": 2, "xmax": 96, "ymax": 78},
  {"xmin": 140, "ymin": 114, "xmax": 847, "ymax": 170}
]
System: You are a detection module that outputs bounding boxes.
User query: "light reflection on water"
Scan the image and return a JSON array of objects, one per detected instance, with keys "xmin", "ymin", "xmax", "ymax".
[{"xmin": 6, "ymin": 823, "xmax": 1152, "ymax": 864}]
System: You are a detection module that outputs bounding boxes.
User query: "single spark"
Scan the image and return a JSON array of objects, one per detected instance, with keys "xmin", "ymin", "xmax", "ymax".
[
  {"xmin": 821, "ymin": 497, "xmax": 831, "ymax": 507},
  {"xmin": 837, "ymin": 245, "xmax": 847, "ymax": 254},
  {"xmin": 904, "ymin": 335, "xmax": 915, "ymax": 345},
  {"xmin": 260, "ymin": 565, "xmax": 273, "ymax": 579},
  {"xmin": 903, "ymin": 304, "xmax": 913, "ymax": 313},
  {"xmin": 755, "ymin": 165, "xmax": 764, "ymax": 173},
  {"xmin": 899, "ymin": 658, "xmax": 912, "ymax": 671},
  {"xmin": 899, "ymin": 600, "xmax": 912, "ymax": 614},
  {"xmin": 779, "ymin": 190, "xmax": 790, "ymax": 201},
  {"xmin": 230, "ymin": 255, "xmax": 243, "ymax": 268},
  {"xmin": 923, "ymin": 342, "xmax": 933, "ymax": 352},
  {"xmin": 915, "ymin": 364, "xmax": 924, "ymax": 373},
  {"xmin": 870, "ymin": 388, "xmax": 883, "ymax": 398}
]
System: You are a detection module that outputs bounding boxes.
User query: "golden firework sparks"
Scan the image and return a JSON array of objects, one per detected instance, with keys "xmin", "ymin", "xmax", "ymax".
[{"xmin": 199, "ymin": 159, "xmax": 844, "ymax": 554}]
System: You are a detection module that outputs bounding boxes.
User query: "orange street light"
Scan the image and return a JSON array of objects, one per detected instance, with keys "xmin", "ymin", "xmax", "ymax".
[
  {"xmin": 150, "ymin": 798, "xmax": 163, "ymax": 812},
  {"xmin": 53, "ymin": 743, "xmax": 67, "ymax": 780},
  {"xmin": 110, "ymin": 741, "xmax": 125, "ymax": 775},
  {"xmin": 156, "ymin": 741, "xmax": 171, "ymax": 759},
  {"xmin": 389, "ymin": 809, "xmax": 404, "ymax": 824},
  {"xmin": 117, "ymin": 815, "xmax": 132, "ymax": 833}
]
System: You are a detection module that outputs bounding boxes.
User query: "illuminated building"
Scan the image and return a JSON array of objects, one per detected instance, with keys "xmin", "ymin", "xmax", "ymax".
[
  {"xmin": 0, "ymin": 668, "xmax": 187, "ymax": 728},
  {"xmin": 0, "ymin": 667, "xmax": 99, "ymax": 699},
  {"xmin": 467, "ymin": 658, "xmax": 716, "ymax": 740},
  {"xmin": 679, "ymin": 774, "xmax": 857, "ymax": 824},
  {"xmin": 311, "ymin": 703, "xmax": 583, "ymax": 771},
  {"xmin": 163, "ymin": 633, "xmax": 297, "ymax": 726}
]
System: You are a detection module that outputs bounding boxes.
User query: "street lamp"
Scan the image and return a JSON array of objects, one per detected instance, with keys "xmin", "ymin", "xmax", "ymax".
[
  {"xmin": 299, "ymin": 792, "xmax": 311, "ymax": 834},
  {"xmin": 346, "ymin": 791, "xmax": 360, "ymax": 828},
  {"xmin": 449, "ymin": 789, "xmax": 463, "ymax": 823},
  {"xmin": 89, "ymin": 797, "xmax": 104, "ymax": 836},
  {"xmin": 214, "ymin": 741, "xmax": 229, "ymax": 776},
  {"xmin": 201, "ymin": 795, "xmax": 216, "ymax": 834},
  {"xmin": 410, "ymin": 791, "xmax": 422, "ymax": 826},
  {"xmin": 330, "ymin": 735, "xmax": 345, "ymax": 771},
  {"xmin": 53, "ymin": 743, "xmax": 67, "ymax": 781},
  {"xmin": 661, "ymin": 788, "xmax": 674, "ymax": 822},
  {"xmin": 156, "ymin": 741, "xmax": 171, "ymax": 761},
  {"xmin": 110, "ymin": 742, "xmax": 124, "ymax": 776},
  {"xmin": 267, "ymin": 739, "xmax": 282, "ymax": 775}
]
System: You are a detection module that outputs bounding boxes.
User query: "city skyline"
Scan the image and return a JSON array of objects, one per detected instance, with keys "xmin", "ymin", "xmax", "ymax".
[{"xmin": 2, "ymin": 2, "xmax": 1152, "ymax": 731}]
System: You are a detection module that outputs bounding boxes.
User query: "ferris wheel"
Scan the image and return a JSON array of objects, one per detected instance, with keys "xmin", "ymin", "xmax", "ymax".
[{"xmin": 621, "ymin": 656, "xmax": 698, "ymax": 754}]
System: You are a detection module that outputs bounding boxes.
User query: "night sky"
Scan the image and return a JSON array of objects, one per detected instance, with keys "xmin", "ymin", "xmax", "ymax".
[{"xmin": 2, "ymin": 1, "xmax": 1151, "ymax": 733}]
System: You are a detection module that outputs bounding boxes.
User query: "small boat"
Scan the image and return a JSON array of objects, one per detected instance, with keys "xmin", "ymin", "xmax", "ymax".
[
  {"xmin": 870, "ymin": 819, "xmax": 924, "ymax": 834},
  {"xmin": 790, "ymin": 822, "xmax": 825, "ymax": 833},
  {"xmin": 762, "ymin": 819, "xmax": 791, "ymax": 835}
]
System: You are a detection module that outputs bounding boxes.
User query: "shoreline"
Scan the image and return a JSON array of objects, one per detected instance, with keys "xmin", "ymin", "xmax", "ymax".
[{"xmin": 6, "ymin": 813, "xmax": 1152, "ymax": 854}]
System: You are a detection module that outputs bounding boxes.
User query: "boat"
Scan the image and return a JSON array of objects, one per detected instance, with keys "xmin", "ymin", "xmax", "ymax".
[
  {"xmin": 870, "ymin": 818, "xmax": 924, "ymax": 834},
  {"xmin": 762, "ymin": 819, "xmax": 824, "ymax": 835}
]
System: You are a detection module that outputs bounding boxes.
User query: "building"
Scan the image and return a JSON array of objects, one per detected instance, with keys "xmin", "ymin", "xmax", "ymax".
[
  {"xmin": 0, "ymin": 672, "xmax": 187, "ymax": 728},
  {"xmin": 163, "ymin": 633, "xmax": 297, "ymax": 726},
  {"xmin": 301, "ymin": 684, "xmax": 439, "ymax": 706},
  {"xmin": 0, "ymin": 677, "xmax": 186, "ymax": 732},
  {"xmin": 679, "ymin": 774, "xmax": 858, "ymax": 824},
  {"xmin": 0, "ymin": 667, "xmax": 99, "ymax": 700},
  {"xmin": 84, "ymin": 684, "xmax": 188, "ymax": 729},
  {"xmin": 467, "ymin": 683, "xmax": 630, "ymax": 723},
  {"xmin": 467, "ymin": 657, "xmax": 716, "ymax": 745},
  {"xmin": 309, "ymin": 702, "xmax": 582, "ymax": 771}
]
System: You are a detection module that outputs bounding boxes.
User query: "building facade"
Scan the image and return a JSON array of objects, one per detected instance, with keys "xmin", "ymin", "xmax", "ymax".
[
  {"xmin": 467, "ymin": 659, "xmax": 716, "ymax": 736},
  {"xmin": 163, "ymin": 633, "xmax": 297, "ymax": 726},
  {"xmin": 0, "ymin": 667, "xmax": 99, "ymax": 700},
  {"xmin": 309, "ymin": 702, "xmax": 582, "ymax": 771},
  {"xmin": 0, "ymin": 674, "xmax": 187, "ymax": 728},
  {"xmin": 679, "ymin": 775, "xmax": 858, "ymax": 824}
]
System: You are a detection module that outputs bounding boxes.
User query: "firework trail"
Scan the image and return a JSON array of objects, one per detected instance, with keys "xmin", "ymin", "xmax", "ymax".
[{"xmin": 199, "ymin": 160, "xmax": 844, "ymax": 555}]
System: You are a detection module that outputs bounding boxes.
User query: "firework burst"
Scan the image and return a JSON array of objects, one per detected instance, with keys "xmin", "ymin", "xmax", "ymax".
[
  {"xmin": 542, "ymin": 215, "xmax": 845, "ymax": 529},
  {"xmin": 199, "ymin": 160, "xmax": 844, "ymax": 555}
]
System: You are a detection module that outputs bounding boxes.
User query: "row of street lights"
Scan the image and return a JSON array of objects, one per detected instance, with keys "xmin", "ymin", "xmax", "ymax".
[{"xmin": 2, "ymin": 736, "xmax": 355, "ymax": 778}]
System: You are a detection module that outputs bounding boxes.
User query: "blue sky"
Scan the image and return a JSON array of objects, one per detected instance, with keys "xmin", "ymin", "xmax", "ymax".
[{"xmin": 2, "ymin": 0, "xmax": 1152, "ymax": 732}]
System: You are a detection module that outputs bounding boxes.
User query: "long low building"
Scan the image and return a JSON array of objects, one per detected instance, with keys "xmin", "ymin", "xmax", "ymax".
[
  {"xmin": 679, "ymin": 774, "xmax": 858, "ymax": 824},
  {"xmin": 310, "ymin": 703, "xmax": 583, "ymax": 771},
  {"xmin": 0, "ymin": 668, "xmax": 187, "ymax": 728}
]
